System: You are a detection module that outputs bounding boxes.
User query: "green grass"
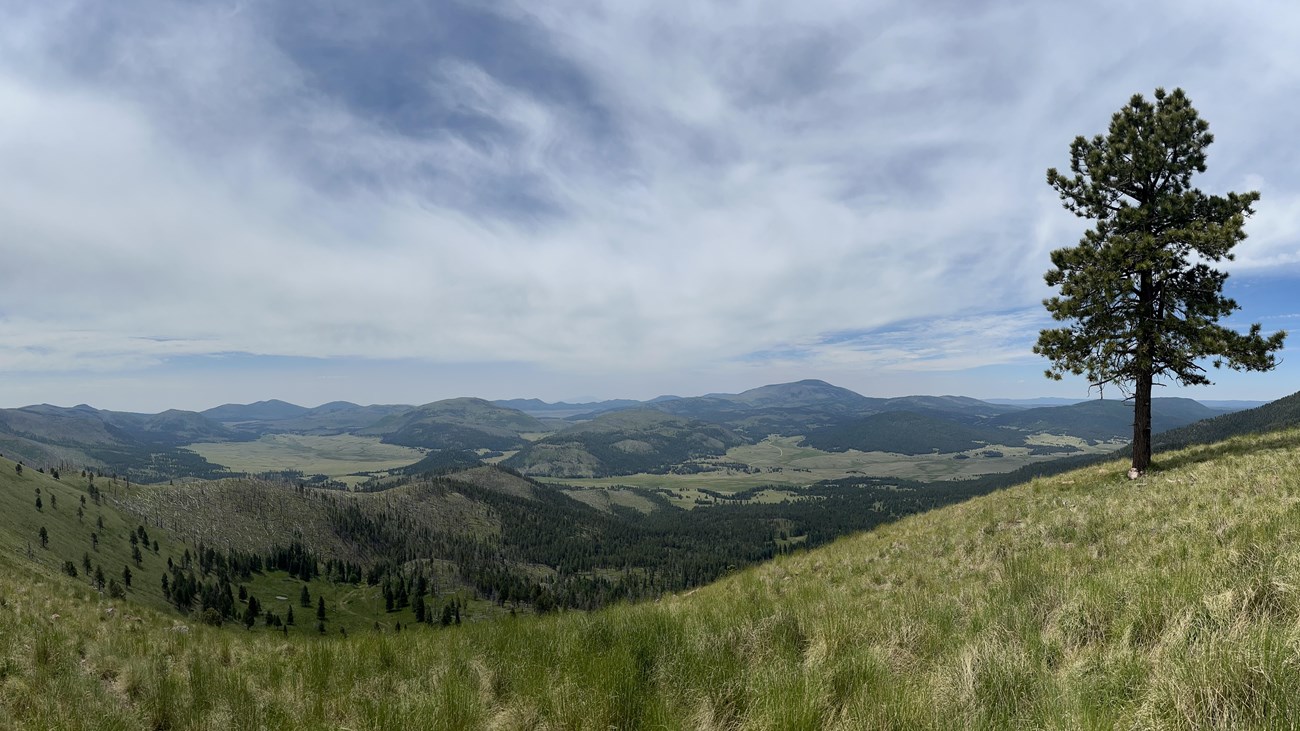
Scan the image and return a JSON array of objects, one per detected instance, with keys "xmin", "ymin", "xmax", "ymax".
[
  {"xmin": 183, "ymin": 434, "xmax": 426, "ymax": 483},
  {"xmin": 4, "ymin": 429, "xmax": 1300, "ymax": 728}
]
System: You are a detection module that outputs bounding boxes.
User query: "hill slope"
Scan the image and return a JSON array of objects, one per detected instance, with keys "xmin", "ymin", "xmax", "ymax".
[
  {"xmin": 800, "ymin": 410, "xmax": 1022, "ymax": 454},
  {"xmin": 358, "ymin": 397, "xmax": 547, "ymax": 450},
  {"xmin": 503, "ymin": 408, "xmax": 746, "ymax": 477},
  {"xmin": 0, "ymin": 404, "xmax": 236, "ymax": 480},
  {"xmin": 5, "ymin": 428, "xmax": 1300, "ymax": 727},
  {"xmin": 1152, "ymin": 389, "xmax": 1300, "ymax": 450}
]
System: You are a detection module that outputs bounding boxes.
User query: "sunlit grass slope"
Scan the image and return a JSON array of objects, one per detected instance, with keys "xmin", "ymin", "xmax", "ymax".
[{"xmin": 5, "ymin": 429, "xmax": 1300, "ymax": 729}]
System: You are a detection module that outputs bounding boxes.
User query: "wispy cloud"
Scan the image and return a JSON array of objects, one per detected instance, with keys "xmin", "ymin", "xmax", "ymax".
[{"xmin": 2, "ymin": 0, "xmax": 1299, "ymax": 407}]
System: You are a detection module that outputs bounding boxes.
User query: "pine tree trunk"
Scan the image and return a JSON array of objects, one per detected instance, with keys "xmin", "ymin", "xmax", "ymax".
[
  {"xmin": 1132, "ymin": 372, "xmax": 1152, "ymax": 472},
  {"xmin": 1132, "ymin": 267, "xmax": 1155, "ymax": 474}
]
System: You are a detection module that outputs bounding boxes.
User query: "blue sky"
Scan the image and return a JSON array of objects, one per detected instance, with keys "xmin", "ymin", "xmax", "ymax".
[{"xmin": 2, "ymin": 1, "xmax": 1298, "ymax": 412}]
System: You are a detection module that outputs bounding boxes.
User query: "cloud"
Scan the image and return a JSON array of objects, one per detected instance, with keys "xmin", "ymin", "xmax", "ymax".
[
  {"xmin": 2, "ymin": 0, "xmax": 1299, "ymax": 404},
  {"xmin": 744, "ymin": 310, "xmax": 1049, "ymax": 372}
]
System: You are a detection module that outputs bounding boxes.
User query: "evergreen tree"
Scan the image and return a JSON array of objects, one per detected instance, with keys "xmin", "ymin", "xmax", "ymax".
[
  {"xmin": 38, "ymin": 526, "xmax": 48, "ymax": 549},
  {"xmin": 122, "ymin": 565, "xmax": 132, "ymax": 589},
  {"xmin": 286, "ymin": 605, "xmax": 295, "ymax": 626},
  {"xmin": 317, "ymin": 596, "xmax": 326, "ymax": 621},
  {"xmin": 1038, "ymin": 88, "xmax": 1285, "ymax": 471},
  {"xmin": 300, "ymin": 585, "xmax": 311, "ymax": 608}
]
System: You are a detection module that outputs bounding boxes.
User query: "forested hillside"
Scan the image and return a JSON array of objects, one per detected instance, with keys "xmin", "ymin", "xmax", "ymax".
[{"xmin": 503, "ymin": 409, "xmax": 746, "ymax": 476}]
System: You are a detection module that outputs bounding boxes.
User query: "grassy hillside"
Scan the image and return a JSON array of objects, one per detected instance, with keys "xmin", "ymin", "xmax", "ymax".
[{"xmin": 4, "ymin": 427, "xmax": 1300, "ymax": 727}]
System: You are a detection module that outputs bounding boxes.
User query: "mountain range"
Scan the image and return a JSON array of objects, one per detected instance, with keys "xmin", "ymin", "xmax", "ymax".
[{"xmin": 0, "ymin": 379, "xmax": 1266, "ymax": 482}]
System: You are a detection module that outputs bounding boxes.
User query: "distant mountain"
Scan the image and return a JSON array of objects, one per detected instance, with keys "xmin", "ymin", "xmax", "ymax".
[
  {"xmin": 0, "ymin": 404, "xmax": 236, "ymax": 448},
  {"xmin": 986, "ymin": 397, "xmax": 1086, "ymax": 408},
  {"xmin": 871, "ymin": 395, "xmax": 1021, "ymax": 422},
  {"xmin": 989, "ymin": 396, "xmax": 1264, "ymax": 412},
  {"xmin": 711, "ymin": 379, "xmax": 876, "ymax": 410},
  {"xmin": 201, "ymin": 399, "xmax": 309, "ymax": 422},
  {"xmin": 639, "ymin": 381, "xmax": 1019, "ymax": 438},
  {"xmin": 200, "ymin": 400, "xmax": 411, "ymax": 435},
  {"xmin": 359, "ymin": 397, "xmax": 546, "ymax": 451},
  {"xmin": 1196, "ymin": 400, "xmax": 1269, "ymax": 412},
  {"xmin": 0, "ymin": 404, "xmax": 235, "ymax": 480},
  {"xmin": 640, "ymin": 380, "xmax": 878, "ymax": 436},
  {"xmin": 1153, "ymin": 391, "xmax": 1300, "ymax": 451},
  {"xmin": 127, "ymin": 409, "xmax": 241, "ymax": 444},
  {"xmin": 801, "ymin": 411, "xmax": 1022, "ymax": 455},
  {"xmin": 503, "ymin": 408, "xmax": 745, "ymax": 478},
  {"xmin": 989, "ymin": 398, "xmax": 1219, "ymax": 442},
  {"xmin": 493, "ymin": 397, "xmax": 646, "ymax": 419}
]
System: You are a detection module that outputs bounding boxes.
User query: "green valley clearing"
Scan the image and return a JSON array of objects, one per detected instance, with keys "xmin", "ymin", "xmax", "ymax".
[{"xmin": 184, "ymin": 434, "xmax": 426, "ymax": 486}]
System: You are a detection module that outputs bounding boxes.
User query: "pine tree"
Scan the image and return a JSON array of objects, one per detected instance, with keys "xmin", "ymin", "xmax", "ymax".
[
  {"xmin": 1038, "ymin": 88, "xmax": 1285, "ymax": 472},
  {"xmin": 317, "ymin": 596, "xmax": 326, "ymax": 621}
]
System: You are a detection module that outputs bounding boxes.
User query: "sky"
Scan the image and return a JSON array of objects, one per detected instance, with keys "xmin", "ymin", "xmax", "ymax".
[{"xmin": 2, "ymin": 1, "xmax": 1299, "ymax": 412}]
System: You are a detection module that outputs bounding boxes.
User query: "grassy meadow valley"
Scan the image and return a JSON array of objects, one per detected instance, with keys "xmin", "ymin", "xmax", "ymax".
[{"xmin": 183, "ymin": 434, "xmax": 428, "ymax": 487}]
